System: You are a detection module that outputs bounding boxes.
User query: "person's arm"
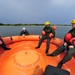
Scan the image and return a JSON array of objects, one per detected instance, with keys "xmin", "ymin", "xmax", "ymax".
[
  {"xmin": 0, "ymin": 36, "xmax": 5, "ymax": 44},
  {"xmin": 20, "ymin": 31, "xmax": 23, "ymax": 36},
  {"xmin": 51, "ymin": 28, "xmax": 55, "ymax": 38},
  {"xmin": 25, "ymin": 30, "xmax": 30, "ymax": 35},
  {"xmin": 42, "ymin": 27, "xmax": 46, "ymax": 36}
]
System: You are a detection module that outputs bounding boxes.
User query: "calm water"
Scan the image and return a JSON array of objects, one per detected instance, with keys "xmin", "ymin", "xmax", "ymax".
[{"xmin": 0, "ymin": 26, "xmax": 71, "ymax": 39}]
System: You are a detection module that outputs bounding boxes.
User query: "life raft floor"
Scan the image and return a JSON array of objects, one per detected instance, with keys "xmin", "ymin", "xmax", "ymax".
[{"xmin": 0, "ymin": 40, "xmax": 75, "ymax": 75}]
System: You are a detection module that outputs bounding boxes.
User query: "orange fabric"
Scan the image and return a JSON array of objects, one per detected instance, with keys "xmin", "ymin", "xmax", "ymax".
[
  {"xmin": 0, "ymin": 35, "xmax": 63, "ymax": 75},
  {"xmin": 53, "ymin": 26, "xmax": 56, "ymax": 31},
  {"xmin": 42, "ymin": 31, "xmax": 46, "ymax": 35},
  {"xmin": 65, "ymin": 33, "xmax": 72, "ymax": 41},
  {"xmin": 70, "ymin": 38, "xmax": 75, "ymax": 44},
  {"xmin": 2, "ymin": 35, "xmax": 75, "ymax": 75},
  {"xmin": 2, "ymin": 50, "xmax": 46, "ymax": 75}
]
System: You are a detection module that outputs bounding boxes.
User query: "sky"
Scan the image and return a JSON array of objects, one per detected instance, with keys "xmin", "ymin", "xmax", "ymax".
[{"xmin": 0, "ymin": 0, "xmax": 75, "ymax": 24}]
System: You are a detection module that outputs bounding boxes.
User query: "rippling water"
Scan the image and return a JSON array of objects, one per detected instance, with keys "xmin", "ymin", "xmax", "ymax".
[{"xmin": 0, "ymin": 26, "xmax": 71, "ymax": 39}]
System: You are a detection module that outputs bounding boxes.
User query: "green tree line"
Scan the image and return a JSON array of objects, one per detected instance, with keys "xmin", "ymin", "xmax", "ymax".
[{"xmin": 0, "ymin": 23, "xmax": 71, "ymax": 26}]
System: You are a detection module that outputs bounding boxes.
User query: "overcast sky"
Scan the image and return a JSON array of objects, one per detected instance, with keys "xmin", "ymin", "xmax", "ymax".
[{"xmin": 0, "ymin": 0, "xmax": 75, "ymax": 24}]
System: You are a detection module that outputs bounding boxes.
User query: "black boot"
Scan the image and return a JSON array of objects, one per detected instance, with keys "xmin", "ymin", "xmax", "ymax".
[
  {"xmin": 46, "ymin": 53, "xmax": 55, "ymax": 56},
  {"xmin": 4, "ymin": 48, "xmax": 11, "ymax": 50},
  {"xmin": 45, "ymin": 50, "xmax": 48, "ymax": 54},
  {"xmin": 57, "ymin": 61, "xmax": 63, "ymax": 68},
  {"xmin": 35, "ymin": 46, "xmax": 40, "ymax": 49}
]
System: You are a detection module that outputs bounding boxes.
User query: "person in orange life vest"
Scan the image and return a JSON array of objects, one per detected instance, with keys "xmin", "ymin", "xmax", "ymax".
[
  {"xmin": 47, "ymin": 19, "xmax": 75, "ymax": 68},
  {"xmin": 20, "ymin": 27, "xmax": 30, "ymax": 36},
  {"xmin": 35, "ymin": 21, "xmax": 55, "ymax": 54},
  {"xmin": 0, "ymin": 35, "xmax": 11, "ymax": 50}
]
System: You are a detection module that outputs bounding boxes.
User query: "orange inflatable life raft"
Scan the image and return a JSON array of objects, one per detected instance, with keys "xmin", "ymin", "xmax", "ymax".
[{"xmin": 0, "ymin": 35, "xmax": 74, "ymax": 75}]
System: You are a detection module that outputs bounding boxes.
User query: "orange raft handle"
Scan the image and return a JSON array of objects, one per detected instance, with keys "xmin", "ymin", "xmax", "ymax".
[{"xmin": 10, "ymin": 36, "xmax": 13, "ymax": 41}]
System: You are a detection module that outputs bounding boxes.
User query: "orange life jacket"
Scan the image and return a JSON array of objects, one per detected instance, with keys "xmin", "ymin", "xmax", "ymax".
[
  {"xmin": 70, "ymin": 37, "xmax": 75, "ymax": 45},
  {"xmin": 65, "ymin": 33, "xmax": 72, "ymax": 41}
]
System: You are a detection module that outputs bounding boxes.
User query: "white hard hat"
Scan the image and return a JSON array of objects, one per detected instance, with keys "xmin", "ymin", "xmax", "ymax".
[{"xmin": 22, "ymin": 27, "xmax": 26, "ymax": 30}]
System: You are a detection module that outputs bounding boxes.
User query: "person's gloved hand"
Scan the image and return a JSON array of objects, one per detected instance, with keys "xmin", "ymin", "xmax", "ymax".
[
  {"xmin": 22, "ymin": 34, "xmax": 25, "ymax": 37},
  {"xmin": 49, "ymin": 33, "xmax": 54, "ymax": 38},
  {"xmin": 42, "ymin": 30, "xmax": 46, "ymax": 35},
  {"xmin": 64, "ymin": 42, "xmax": 67, "ymax": 47}
]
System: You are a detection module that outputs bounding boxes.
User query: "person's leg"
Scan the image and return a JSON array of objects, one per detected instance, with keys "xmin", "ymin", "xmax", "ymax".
[
  {"xmin": 36, "ymin": 36, "xmax": 46, "ymax": 49},
  {"xmin": 57, "ymin": 48, "xmax": 75, "ymax": 68},
  {"xmin": 47, "ymin": 45, "xmax": 64, "ymax": 56},
  {"xmin": 0, "ymin": 42, "xmax": 11, "ymax": 50},
  {"xmin": 45, "ymin": 38, "xmax": 50, "ymax": 54}
]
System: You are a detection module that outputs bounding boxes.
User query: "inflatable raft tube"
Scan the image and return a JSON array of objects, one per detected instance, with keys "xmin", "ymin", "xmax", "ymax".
[{"xmin": 0, "ymin": 35, "xmax": 74, "ymax": 75}]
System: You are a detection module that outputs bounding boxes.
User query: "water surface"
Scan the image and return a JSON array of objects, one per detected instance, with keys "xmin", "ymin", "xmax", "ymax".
[{"xmin": 0, "ymin": 26, "xmax": 71, "ymax": 39}]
